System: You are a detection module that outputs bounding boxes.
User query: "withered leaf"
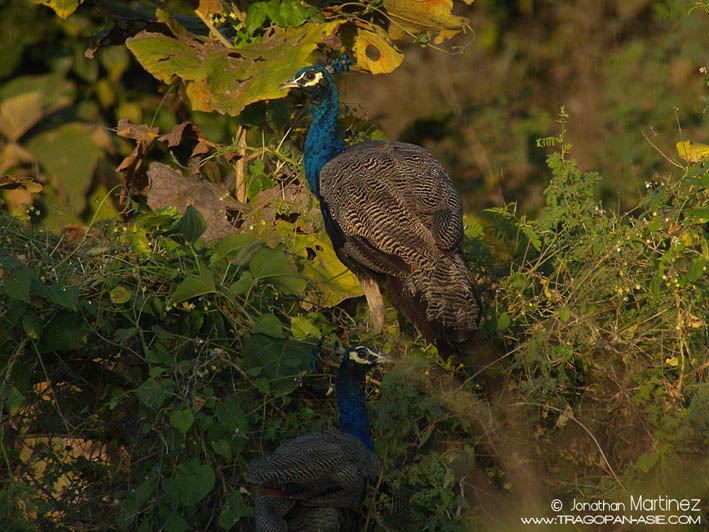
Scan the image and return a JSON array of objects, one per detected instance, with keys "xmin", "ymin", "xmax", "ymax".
[{"xmin": 146, "ymin": 162, "xmax": 242, "ymax": 244}]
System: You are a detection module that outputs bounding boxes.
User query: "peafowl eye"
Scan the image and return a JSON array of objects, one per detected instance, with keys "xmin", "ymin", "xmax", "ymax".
[
  {"xmin": 245, "ymin": 345, "xmax": 388, "ymax": 532},
  {"xmin": 280, "ymin": 64, "xmax": 482, "ymax": 358}
]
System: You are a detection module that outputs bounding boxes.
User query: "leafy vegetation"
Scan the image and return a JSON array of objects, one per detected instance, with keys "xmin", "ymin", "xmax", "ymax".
[{"xmin": 1, "ymin": 0, "xmax": 708, "ymax": 530}]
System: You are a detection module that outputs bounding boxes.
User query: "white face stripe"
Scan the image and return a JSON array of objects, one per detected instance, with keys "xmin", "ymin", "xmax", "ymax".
[
  {"xmin": 299, "ymin": 71, "xmax": 324, "ymax": 87},
  {"xmin": 348, "ymin": 346, "xmax": 379, "ymax": 364}
]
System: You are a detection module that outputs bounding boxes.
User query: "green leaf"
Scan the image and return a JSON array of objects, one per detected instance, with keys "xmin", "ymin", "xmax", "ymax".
[
  {"xmin": 279, "ymin": 0, "xmax": 312, "ymax": 27},
  {"xmin": 254, "ymin": 313, "xmax": 284, "ymax": 338},
  {"xmin": 4, "ymin": 385, "xmax": 26, "ymax": 415},
  {"xmin": 211, "ymin": 439, "xmax": 233, "ymax": 462},
  {"xmin": 136, "ymin": 378, "xmax": 175, "ymax": 411},
  {"xmin": 264, "ymin": 1, "xmax": 285, "ymax": 26},
  {"xmin": 39, "ymin": 312, "xmax": 86, "ymax": 353},
  {"xmin": 22, "ymin": 313, "xmax": 42, "ymax": 340},
  {"xmin": 25, "ymin": 123, "xmax": 101, "ymax": 213},
  {"xmin": 496, "ymin": 312, "xmax": 511, "ymax": 331},
  {"xmin": 242, "ymin": 335, "xmax": 317, "ymax": 394},
  {"xmin": 291, "ymin": 316, "xmax": 320, "ymax": 339},
  {"xmin": 47, "ymin": 283, "xmax": 79, "ymax": 310},
  {"xmin": 114, "ymin": 327, "xmax": 138, "ymax": 342},
  {"xmin": 170, "ymin": 408, "xmax": 195, "ymax": 434},
  {"xmin": 218, "ymin": 493, "xmax": 254, "ymax": 529},
  {"xmin": 171, "ymin": 205, "xmax": 207, "ymax": 244},
  {"xmin": 211, "ymin": 233, "xmax": 262, "ymax": 266},
  {"xmin": 249, "ymin": 247, "xmax": 306, "ymax": 295},
  {"xmin": 254, "ymin": 378, "xmax": 270, "ymax": 394},
  {"xmin": 161, "ymin": 461, "xmax": 215, "ymax": 506},
  {"xmin": 215, "ymin": 397, "xmax": 248, "ymax": 433},
  {"xmin": 229, "ymin": 271, "xmax": 253, "ymax": 297},
  {"xmin": 163, "ymin": 513, "xmax": 190, "ymax": 532},
  {"xmin": 245, "ymin": 3, "xmax": 268, "ymax": 33},
  {"xmin": 521, "ymin": 223, "xmax": 542, "ymax": 251},
  {"xmin": 126, "ymin": 19, "xmax": 339, "ymax": 117},
  {"xmin": 172, "ymin": 269, "xmax": 216, "ymax": 302},
  {"xmin": 151, "ymin": 324, "xmax": 176, "ymax": 339},
  {"xmin": 3, "ymin": 266, "xmax": 31, "ymax": 302},
  {"xmin": 687, "ymin": 206, "xmax": 709, "ymax": 222},
  {"xmin": 686, "ymin": 257, "xmax": 706, "ymax": 282}
]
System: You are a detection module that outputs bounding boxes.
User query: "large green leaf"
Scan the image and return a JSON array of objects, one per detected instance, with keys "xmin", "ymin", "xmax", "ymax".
[
  {"xmin": 249, "ymin": 247, "xmax": 306, "ymax": 295},
  {"xmin": 242, "ymin": 334, "xmax": 317, "ymax": 394},
  {"xmin": 210, "ymin": 233, "xmax": 263, "ymax": 266},
  {"xmin": 215, "ymin": 397, "xmax": 248, "ymax": 433},
  {"xmin": 170, "ymin": 205, "xmax": 207, "ymax": 244},
  {"xmin": 161, "ymin": 461, "xmax": 215, "ymax": 506},
  {"xmin": 126, "ymin": 15, "xmax": 339, "ymax": 116},
  {"xmin": 3, "ymin": 266, "xmax": 31, "ymax": 302},
  {"xmin": 25, "ymin": 123, "xmax": 101, "ymax": 213},
  {"xmin": 38, "ymin": 311, "xmax": 87, "ymax": 353},
  {"xmin": 171, "ymin": 268, "xmax": 216, "ymax": 302}
]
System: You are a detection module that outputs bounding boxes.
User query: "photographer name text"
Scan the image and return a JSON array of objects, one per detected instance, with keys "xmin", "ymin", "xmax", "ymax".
[{"xmin": 571, "ymin": 495, "xmax": 702, "ymax": 513}]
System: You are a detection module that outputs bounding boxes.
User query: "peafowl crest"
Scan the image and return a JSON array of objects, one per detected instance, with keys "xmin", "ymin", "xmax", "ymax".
[
  {"xmin": 245, "ymin": 345, "xmax": 385, "ymax": 532},
  {"xmin": 280, "ymin": 63, "xmax": 482, "ymax": 357}
]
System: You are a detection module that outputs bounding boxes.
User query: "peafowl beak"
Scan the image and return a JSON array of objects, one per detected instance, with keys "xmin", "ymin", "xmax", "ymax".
[{"xmin": 279, "ymin": 77, "xmax": 301, "ymax": 91}]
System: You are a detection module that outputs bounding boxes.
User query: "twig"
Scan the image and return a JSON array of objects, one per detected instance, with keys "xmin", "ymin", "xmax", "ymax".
[
  {"xmin": 508, "ymin": 401, "xmax": 628, "ymax": 494},
  {"xmin": 235, "ymin": 127, "xmax": 248, "ymax": 202},
  {"xmin": 195, "ymin": 9, "xmax": 234, "ymax": 49}
]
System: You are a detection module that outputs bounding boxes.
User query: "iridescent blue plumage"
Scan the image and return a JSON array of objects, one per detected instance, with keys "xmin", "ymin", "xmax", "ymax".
[
  {"xmin": 283, "ymin": 65, "xmax": 346, "ymax": 198},
  {"xmin": 336, "ymin": 347, "xmax": 375, "ymax": 451}
]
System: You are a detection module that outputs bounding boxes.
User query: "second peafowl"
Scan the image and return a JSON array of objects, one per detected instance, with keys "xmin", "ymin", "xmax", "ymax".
[
  {"xmin": 245, "ymin": 345, "xmax": 386, "ymax": 531},
  {"xmin": 280, "ymin": 63, "xmax": 482, "ymax": 357}
]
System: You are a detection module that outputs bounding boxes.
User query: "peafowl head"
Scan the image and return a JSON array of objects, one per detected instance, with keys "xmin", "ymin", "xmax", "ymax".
[
  {"xmin": 336, "ymin": 345, "xmax": 388, "ymax": 450},
  {"xmin": 279, "ymin": 65, "xmax": 338, "ymax": 105},
  {"xmin": 340, "ymin": 344, "xmax": 387, "ymax": 378}
]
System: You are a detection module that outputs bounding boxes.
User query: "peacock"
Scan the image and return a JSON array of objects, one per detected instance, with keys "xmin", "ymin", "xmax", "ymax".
[
  {"xmin": 244, "ymin": 345, "xmax": 386, "ymax": 532},
  {"xmin": 279, "ymin": 61, "xmax": 482, "ymax": 357}
]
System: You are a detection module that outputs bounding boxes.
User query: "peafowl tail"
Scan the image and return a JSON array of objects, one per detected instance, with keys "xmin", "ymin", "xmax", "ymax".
[{"xmin": 386, "ymin": 253, "xmax": 482, "ymax": 358}]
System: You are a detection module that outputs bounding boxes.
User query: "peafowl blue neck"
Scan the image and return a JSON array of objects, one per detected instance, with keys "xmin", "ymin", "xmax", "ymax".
[
  {"xmin": 335, "ymin": 363, "xmax": 374, "ymax": 452},
  {"xmin": 304, "ymin": 83, "xmax": 346, "ymax": 199}
]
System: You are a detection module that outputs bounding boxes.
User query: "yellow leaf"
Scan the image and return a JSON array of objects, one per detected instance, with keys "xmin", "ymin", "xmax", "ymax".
[
  {"xmin": 294, "ymin": 229, "xmax": 363, "ymax": 307},
  {"xmin": 383, "ymin": 0, "xmax": 470, "ymax": 42},
  {"xmin": 0, "ymin": 91, "xmax": 43, "ymax": 141},
  {"xmin": 664, "ymin": 356, "xmax": 679, "ymax": 367},
  {"xmin": 353, "ymin": 27, "xmax": 403, "ymax": 74},
  {"xmin": 32, "ymin": 0, "xmax": 81, "ymax": 19},
  {"xmin": 110, "ymin": 286, "xmax": 132, "ymax": 305},
  {"xmin": 676, "ymin": 140, "xmax": 709, "ymax": 163}
]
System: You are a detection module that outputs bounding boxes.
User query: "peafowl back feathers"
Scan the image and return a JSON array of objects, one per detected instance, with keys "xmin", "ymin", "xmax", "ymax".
[
  {"xmin": 280, "ymin": 66, "xmax": 482, "ymax": 357},
  {"xmin": 245, "ymin": 345, "xmax": 385, "ymax": 532}
]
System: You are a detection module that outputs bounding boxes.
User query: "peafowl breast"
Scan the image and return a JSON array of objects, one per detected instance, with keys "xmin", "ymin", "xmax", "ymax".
[
  {"xmin": 245, "ymin": 345, "xmax": 385, "ymax": 532},
  {"xmin": 279, "ymin": 65, "xmax": 482, "ymax": 357}
]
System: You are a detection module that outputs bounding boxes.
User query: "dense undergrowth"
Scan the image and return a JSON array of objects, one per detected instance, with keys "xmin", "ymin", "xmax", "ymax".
[{"xmin": 1, "ymin": 111, "xmax": 707, "ymax": 529}]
